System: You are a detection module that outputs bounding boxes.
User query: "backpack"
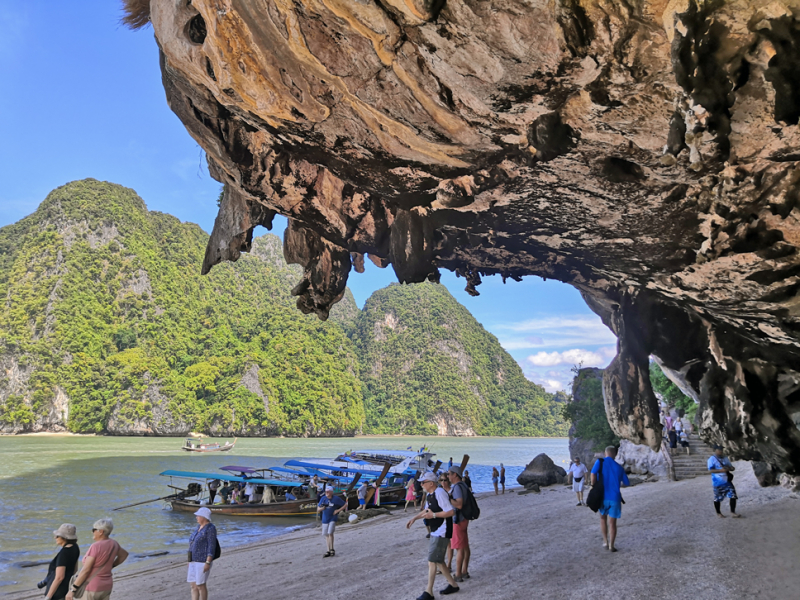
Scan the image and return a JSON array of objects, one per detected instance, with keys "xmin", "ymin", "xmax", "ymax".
[
  {"xmin": 586, "ymin": 458, "xmax": 604, "ymax": 512},
  {"xmin": 455, "ymin": 481, "xmax": 480, "ymax": 521},
  {"xmin": 213, "ymin": 539, "xmax": 221, "ymax": 560}
]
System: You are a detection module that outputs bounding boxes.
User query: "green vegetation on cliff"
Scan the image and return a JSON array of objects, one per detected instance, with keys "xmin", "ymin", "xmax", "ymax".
[
  {"xmin": 0, "ymin": 179, "xmax": 362, "ymax": 435},
  {"xmin": 352, "ymin": 282, "xmax": 568, "ymax": 436},
  {"xmin": 564, "ymin": 363, "xmax": 698, "ymax": 450},
  {"xmin": 562, "ymin": 368, "xmax": 619, "ymax": 451},
  {"xmin": 649, "ymin": 362, "xmax": 696, "ymax": 420},
  {"xmin": 0, "ymin": 179, "xmax": 568, "ymax": 437}
]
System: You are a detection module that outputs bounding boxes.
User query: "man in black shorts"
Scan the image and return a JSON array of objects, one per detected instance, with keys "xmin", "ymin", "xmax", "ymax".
[{"xmin": 406, "ymin": 471, "xmax": 460, "ymax": 599}]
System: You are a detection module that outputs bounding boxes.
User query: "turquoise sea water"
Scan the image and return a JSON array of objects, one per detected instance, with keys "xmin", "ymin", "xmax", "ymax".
[{"xmin": 0, "ymin": 435, "xmax": 568, "ymax": 594}]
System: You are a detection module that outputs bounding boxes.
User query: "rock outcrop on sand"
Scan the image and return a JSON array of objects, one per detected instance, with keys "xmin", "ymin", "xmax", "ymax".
[
  {"xmin": 517, "ymin": 453, "xmax": 567, "ymax": 488},
  {"xmin": 617, "ymin": 439, "xmax": 671, "ymax": 478},
  {"xmin": 126, "ymin": 1, "xmax": 800, "ymax": 473}
]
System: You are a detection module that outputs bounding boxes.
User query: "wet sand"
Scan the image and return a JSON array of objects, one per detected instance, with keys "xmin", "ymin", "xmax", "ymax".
[{"xmin": 7, "ymin": 462, "xmax": 800, "ymax": 600}]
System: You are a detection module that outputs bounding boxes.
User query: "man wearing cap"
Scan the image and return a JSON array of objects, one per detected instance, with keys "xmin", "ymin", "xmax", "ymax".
[
  {"xmin": 708, "ymin": 445, "xmax": 741, "ymax": 518},
  {"xmin": 447, "ymin": 466, "xmax": 471, "ymax": 582},
  {"xmin": 188, "ymin": 507, "xmax": 217, "ymax": 600},
  {"xmin": 317, "ymin": 486, "xmax": 347, "ymax": 557},
  {"xmin": 406, "ymin": 471, "xmax": 460, "ymax": 599}
]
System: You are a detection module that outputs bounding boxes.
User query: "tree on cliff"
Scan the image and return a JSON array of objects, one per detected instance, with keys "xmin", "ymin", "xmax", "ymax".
[{"xmin": 562, "ymin": 367, "xmax": 619, "ymax": 452}]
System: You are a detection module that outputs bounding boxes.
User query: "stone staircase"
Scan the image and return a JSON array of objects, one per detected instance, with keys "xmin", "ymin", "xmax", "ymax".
[{"xmin": 671, "ymin": 434, "xmax": 713, "ymax": 481}]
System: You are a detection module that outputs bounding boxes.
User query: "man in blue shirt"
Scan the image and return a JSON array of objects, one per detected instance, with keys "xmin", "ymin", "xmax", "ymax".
[
  {"xmin": 317, "ymin": 486, "xmax": 347, "ymax": 557},
  {"xmin": 590, "ymin": 446, "xmax": 629, "ymax": 552},
  {"xmin": 708, "ymin": 445, "xmax": 740, "ymax": 518}
]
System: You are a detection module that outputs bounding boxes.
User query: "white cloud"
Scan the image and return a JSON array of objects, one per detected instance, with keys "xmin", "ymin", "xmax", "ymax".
[
  {"xmin": 527, "ymin": 348, "xmax": 611, "ymax": 368},
  {"xmin": 540, "ymin": 379, "xmax": 564, "ymax": 393},
  {"xmin": 495, "ymin": 315, "xmax": 616, "ymax": 351}
]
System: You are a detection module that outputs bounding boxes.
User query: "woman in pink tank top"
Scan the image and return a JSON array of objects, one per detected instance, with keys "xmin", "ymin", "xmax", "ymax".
[{"xmin": 67, "ymin": 519, "xmax": 128, "ymax": 600}]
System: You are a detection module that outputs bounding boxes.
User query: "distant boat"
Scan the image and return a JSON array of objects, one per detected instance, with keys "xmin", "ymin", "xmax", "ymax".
[{"xmin": 181, "ymin": 437, "xmax": 236, "ymax": 453}]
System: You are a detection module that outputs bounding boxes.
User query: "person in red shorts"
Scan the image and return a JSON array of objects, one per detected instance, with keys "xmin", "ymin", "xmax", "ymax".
[{"xmin": 447, "ymin": 466, "xmax": 471, "ymax": 582}]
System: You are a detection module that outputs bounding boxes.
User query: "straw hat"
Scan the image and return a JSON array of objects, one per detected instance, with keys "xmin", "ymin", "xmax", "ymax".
[{"xmin": 53, "ymin": 523, "xmax": 77, "ymax": 540}]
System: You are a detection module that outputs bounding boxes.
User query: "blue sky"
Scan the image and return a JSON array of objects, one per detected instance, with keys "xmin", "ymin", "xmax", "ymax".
[{"xmin": 0, "ymin": 1, "xmax": 617, "ymax": 392}]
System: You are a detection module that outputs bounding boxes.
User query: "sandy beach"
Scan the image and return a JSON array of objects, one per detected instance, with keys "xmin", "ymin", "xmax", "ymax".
[{"xmin": 8, "ymin": 462, "xmax": 799, "ymax": 600}]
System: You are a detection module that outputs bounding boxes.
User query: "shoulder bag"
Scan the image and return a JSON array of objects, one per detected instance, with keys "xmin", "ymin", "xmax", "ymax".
[{"xmin": 586, "ymin": 458, "xmax": 604, "ymax": 512}]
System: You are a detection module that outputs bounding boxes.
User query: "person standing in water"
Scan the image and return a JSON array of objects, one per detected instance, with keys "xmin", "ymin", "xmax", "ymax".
[
  {"xmin": 499, "ymin": 464, "xmax": 506, "ymax": 494},
  {"xmin": 491, "ymin": 467, "xmax": 499, "ymax": 495},
  {"xmin": 567, "ymin": 457, "xmax": 589, "ymax": 506}
]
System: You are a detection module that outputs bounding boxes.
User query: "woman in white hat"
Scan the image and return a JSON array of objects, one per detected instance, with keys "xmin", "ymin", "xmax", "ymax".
[
  {"xmin": 40, "ymin": 524, "xmax": 79, "ymax": 600},
  {"xmin": 188, "ymin": 507, "xmax": 218, "ymax": 600},
  {"xmin": 67, "ymin": 518, "xmax": 128, "ymax": 600}
]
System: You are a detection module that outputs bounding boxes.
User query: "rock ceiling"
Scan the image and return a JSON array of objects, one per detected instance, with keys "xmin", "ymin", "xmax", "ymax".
[{"xmin": 127, "ymin": 0, "xmax": 800, "ymax": 473}]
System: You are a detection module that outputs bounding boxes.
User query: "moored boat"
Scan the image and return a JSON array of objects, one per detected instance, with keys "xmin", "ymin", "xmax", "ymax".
[{"xmin": 181, "ymin": 437, "xmax": 236, "ymax": 452}]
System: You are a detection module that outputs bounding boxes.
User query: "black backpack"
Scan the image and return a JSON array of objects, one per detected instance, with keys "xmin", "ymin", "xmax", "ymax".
[
  {"xmin": 455, "ymin": 481, "xmax": 480, "ymax": 521},
  {"xmin": 213, "ymin": 539, "xmax": 221, "ymax": 560},
  {"xmin": 586, "ymin": 458, "xmax": 604, "ymax": 512}
]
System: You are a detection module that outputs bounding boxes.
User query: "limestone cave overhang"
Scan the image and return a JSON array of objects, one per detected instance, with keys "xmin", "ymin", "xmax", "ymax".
[{"xmin": 127, "ymin": 0, "xmax": 800, "ymax": 473}]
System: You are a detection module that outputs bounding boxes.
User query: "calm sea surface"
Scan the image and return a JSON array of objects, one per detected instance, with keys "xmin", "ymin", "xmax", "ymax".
[{"xmin": 0, "ymin": 435, "xmax": 568, "ymax": 594}]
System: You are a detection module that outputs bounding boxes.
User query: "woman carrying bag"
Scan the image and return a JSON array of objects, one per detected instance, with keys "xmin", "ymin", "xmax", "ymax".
[
  {"xmin": 67, "ymin": 519, "xmax": 128, "ymax": 600},
  {"xmin": 188, "ymin": 507, "xmax": 218, "ymax": 600},
  {"xmin": 40, "ymin": 524, "xmax": 80, "ymax": 600}
]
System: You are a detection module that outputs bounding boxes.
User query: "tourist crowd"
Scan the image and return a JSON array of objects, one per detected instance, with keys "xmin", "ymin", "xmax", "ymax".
[{"xmin": 39, "ymin": 430, "xmax": 743, "ymax": 600}]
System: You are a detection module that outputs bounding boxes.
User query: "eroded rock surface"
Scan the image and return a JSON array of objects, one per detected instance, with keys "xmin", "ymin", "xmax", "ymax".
[{"xmin": 130, "ymin": 1, "xmax": 800, "ymax": 472}]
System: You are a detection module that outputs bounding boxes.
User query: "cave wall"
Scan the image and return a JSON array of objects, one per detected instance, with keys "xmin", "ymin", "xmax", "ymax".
[{"xmin": 128, "ymin": 0, "xmax": 800, "ymax": 472}]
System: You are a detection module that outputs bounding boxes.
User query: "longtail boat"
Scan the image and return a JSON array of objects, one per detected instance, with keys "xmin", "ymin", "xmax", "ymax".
[
  {"xmin": 161, "ymin": 469, "xmax": 346, "ymax": 516},
  {"xmin": 181, "ymin": 437, "xmax": 236, "ymax": 453}
]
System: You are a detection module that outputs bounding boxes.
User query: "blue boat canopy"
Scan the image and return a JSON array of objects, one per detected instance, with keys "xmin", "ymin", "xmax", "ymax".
[
  {"xmin": 159, "ymin": 470, "xmax": 303, "ymax": 487},
  {"xmin": 284, "ymin": 459, "xmax": 387, "ymax": 473}
]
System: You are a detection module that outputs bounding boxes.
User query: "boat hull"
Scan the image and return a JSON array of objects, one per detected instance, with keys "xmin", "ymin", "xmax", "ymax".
[
  {"xmin": 181, "ymin": 443, "xmax": 235, "ymax": 453},
  {"xmin": 170, "ymin": 486, "xmax": 407, "ymax": 517}
]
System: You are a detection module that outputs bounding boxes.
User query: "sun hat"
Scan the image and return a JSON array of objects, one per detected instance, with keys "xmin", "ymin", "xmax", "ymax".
[
  {"xmin": 419, "ymin": 471, "xmax": 438, "ymax": 484},
  {"xmin": 53, "ymin": 523, "xmax": 77, "ymax": 540},
  {"xmin": 325, "ymin": 485, "xmax": 335, "ymax": 492},
  {"xmin": 194, "ymin": 507, "xmax": 212, "ymax": 520}
]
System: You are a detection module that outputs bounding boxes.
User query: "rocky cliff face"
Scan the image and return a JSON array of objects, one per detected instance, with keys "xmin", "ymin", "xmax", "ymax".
[
  {"xmin": 128, "ymin": 0, "xmax": 800, "ymax": 473},
  {"xmin": 352, "ymin": 282, "xmax": 568, "ymax": 436},
  {"xmin": 0, "ymin": 179, "xmax": 363, "ymax": 437}
]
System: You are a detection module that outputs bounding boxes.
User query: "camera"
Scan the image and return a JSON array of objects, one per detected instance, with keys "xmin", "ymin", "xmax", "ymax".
[{"xmin": 37, "ymin": 580, "xmax": 48, "ymax": 590}]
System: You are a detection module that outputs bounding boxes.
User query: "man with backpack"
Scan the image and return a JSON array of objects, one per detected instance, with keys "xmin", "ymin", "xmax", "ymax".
[
  {"xmin": 590, "ymin": 446, "xmax": 629, "ymax": 552},
  {"xmin": 406, "ymin": 471, "xmax": 460, "ymax": 599},
  {"xmin": 447, "ymin": 466, "xmax": 474, "ymax": 582}
]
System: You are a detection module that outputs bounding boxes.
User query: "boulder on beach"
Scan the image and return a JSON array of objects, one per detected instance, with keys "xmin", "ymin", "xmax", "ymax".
[
  {"xmin": 617, "ymin": 440, "xmax": 670, "ymax": 477},
  {"xmin": 752, "ymin": 461, "xmax": 781, "ymax": 487},
  {"xmin": 516, "ymin": 453, "xmax": 567, "ymax": 487}
]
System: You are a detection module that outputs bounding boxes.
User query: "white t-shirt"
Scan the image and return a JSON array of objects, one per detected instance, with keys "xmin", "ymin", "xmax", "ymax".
[
  {"xmin": 674, "ymin": 419, "xmax": 683, "ymax": 432},
  {"xmin": 425, "ymin": 487, "xmax": 453, "ymax": 538},
  {"xmin": 567, "ymin": 463, "xmax": 588, "ymax": 479}
]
